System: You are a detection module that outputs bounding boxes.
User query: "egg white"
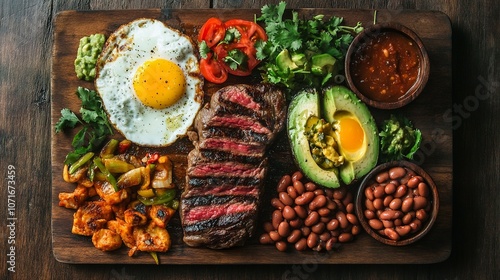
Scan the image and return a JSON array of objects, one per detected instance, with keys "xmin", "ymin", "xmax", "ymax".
[{"xmin": 95, "ymin": 18, "xmax": 203, "ymax": 146}]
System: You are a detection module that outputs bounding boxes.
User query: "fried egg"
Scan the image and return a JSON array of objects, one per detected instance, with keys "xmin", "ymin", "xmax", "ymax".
[{"xmin": 95, "ymin": 18, "xmax": 203, "ymax": 146}]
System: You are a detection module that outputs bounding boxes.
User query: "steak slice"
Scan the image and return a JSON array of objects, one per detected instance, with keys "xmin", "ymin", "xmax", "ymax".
[{"xmin": 180, "ymin": 84, "xmax": 286, "ymax": 249}]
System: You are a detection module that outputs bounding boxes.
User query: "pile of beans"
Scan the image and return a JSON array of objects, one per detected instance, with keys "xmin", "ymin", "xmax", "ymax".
[
  {"xmin": 260, "ymin": 171, "xmax": 360, "ymax": 252},
  {"xmin": 362, "ymin": 166, "xmax": 432, "ymax": 241}
]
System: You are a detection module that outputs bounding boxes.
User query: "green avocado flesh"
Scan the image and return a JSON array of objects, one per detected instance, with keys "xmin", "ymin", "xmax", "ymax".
[{"xmin": 287, "ymin": 86, "xmax": 379, "ymax": 187}]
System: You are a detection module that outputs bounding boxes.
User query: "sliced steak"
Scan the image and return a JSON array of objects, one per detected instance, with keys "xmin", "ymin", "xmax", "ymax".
[{"xmin": 181, "ymin": 84, "xmax": 286, "ymax": 249}]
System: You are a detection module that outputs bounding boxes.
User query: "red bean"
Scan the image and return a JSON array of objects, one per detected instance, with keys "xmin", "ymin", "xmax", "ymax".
[
  {"xmin": 410, "ymin": 219, "xmax": 422, "ymax": 232},
  {"xmin": 278, "ymin": 221, "xmax": 291, "ymax": 237},
  {"xmin": 263, "ymin": 221, "xmax": 274, "ymax": 233},
  {"xmin": 318, "ymin": 207, "xmax": 331, "ymax": 217},
  {"xmin": 305, "ymin": 182, "xmax": 317, "ymax": 192},
  {"xmin": 326, "ymin": 198, "xmax": 337, "ymax": 211},
  {"xmin": 319, "ymin": 231, "xmax": 331, "ymax": 242},
  {"xmin": 309, "ymin": 195, "xmax": 327, "ymax": 210},
  {"xmin": 407, "ymin": 176, "xmax": 421, "ymax": 189},
  {"xmin": 307, "ymin": 232, "xmax": 319, "ymax": 248},
  {"xmin": 416, "ymin": 209, "xmax": 428, "ymax": 221},
  {"xmin": 402, "ymin": 213, "xmax": 413, "ymax": 225},
  {"xmin": 272, "ymin": 210, "xmax": 283, "ymax": 229},
  {"xmin": 279, "ymin": 192, "xmax": 293, "ymax": 206},
  {"xmin": 301, "ymin": 226, "xmax": 311, "ymax": 236},
  {"xmin": 338, "ymin": 232, "xmax": 353, "ymax": 243},
  {"xmin": 294, "ymin": 205, "xmax": 308, "ymax": 219},
  {"xmin": 395, "ymin": 225, "xmax": 412, "ymax": 237},
  {"xmin": 287, "ymin": 229, "xmax": 302, "ymax": 243},
  {"xmin": 332, "ymin": 186, "xmax": 346, "ymax": 200},
  {"xmin": 271, "ymin": 198, "xmax": 285, "ymax": 210},
  {"xmin": 389, "ymin": 198, "xmax": 402, "ymax": 210},
  {"xmin": 275, "ymin": 241, "xmax": 287, "ymax": 251},
  {"xmin": 295, "ymin": 238, "xmax": 307, "ymax": 251},
  {"xmin": 394, "ymin": 184, "xmax": 408, "ymax": 198},
  {"xmin": 314, "ymin": 188, "xmax": 325, "ymax": 196},
  {"xmin": 346, "ymin": 202, "xmax": 354, "ymax": 214},
  {"xmin": 373, "ymin": 185, "xmax": 385, "ymax": 198},
  {"xmin": 304, "ymin": 211, "xmax": 320, "ymax": 227},
  {"xmin": 369, "ymin": 219, "xmax": 384, "ymax": 230},
  {"xmin": 373, "ymin": 198, "xmax": 384, "ymax": 210},
  {"xmin": 311, "ymin": 222, "xmax": 326, "ymax": 234},
  {"xmin": 259, "ymin": 233, "xmax": 273, "ymax": 244},
  {"xmin": 394, "ymin": 218, "xmax": 403, "ymax": 226},
  {"xmin": 291, "ymin": 171, "xmax": 303, "ymax": 182},
  {"xmin": 382, "ymin": 219, "xmax": 394, "ymax": 228},
  {"xmin": 295, "ymin": 191, "xmax": 314, "ymax": 205},
  {"xmin": 293, "ymin": 180, "xmax": 305, "ymax": 195},
  {"xmin": 401, "ymin": 197, "xmax": 414, "ymax": 212},
  {"xmin": 325, "ymin": 238, "xmax": 336, "ymax": 251},
  {"xmin": 364, "ymin": 209, "xmax": 375, "ymax": 220},
  {"xmin": 269, "ymin": 230, "xmax": 281, "ymax": 242},
  {"xmin": 379, "ymin": 209, "xmax": 397, "ymax": 220},
  {"xmin": 365, "ymin": 187, "xmax": 375, "ymax": 200},
  {"xmin": 346, "ymin": 213, "xmax": 358, "ymax": 225},
  {"xmin": 343, "ymin": 192, "xmax": 353, "ymax": 205},
  {"xmin": 384, "ymin": 228, "xmax": 400, "ymax": 240},
  {"xmin": 383, "ymin": 195, "xmax": 393, "ymax": 207},
  {"xmin": 289, "ymin": 218, "xmax": 303, "ymax": 229},
  {"xmin": 277, "ymin": 175, "xmax": 292, "ymax": 192},
  {"xmin": 413, "ymin": 196, "xmax": 428, "ymax": 210},
  {"xmin": 352, "ymin": 225, "xmax": 361, "ymax": 235},
  {"xmin": 418, "ymin": 182, "xmax": 429, "ymax": 197},
  {"xmin": 327, "ymin": 219, "xmax": 339, "ymax": 231},
  {"xmin": 389, "ymin": 167, "xmax": 406, "ymax": 180},
  {"xmin": 282, "ymin": 205, "xmax": 296, "ymax": 221},
  {"xmin": 376, "ymin": 171, "xmax": 389, "ymax": 183},
  {"xmin": 385, "ymin": 183, "xmax": 397, "ymax": 195},
  {"xmin": 287, "ymin": 185, "xmax": 298, "ymax": 199},
  {"xmin": 336, "ymin": 212, "xmax": 348, "ymax": 229}
]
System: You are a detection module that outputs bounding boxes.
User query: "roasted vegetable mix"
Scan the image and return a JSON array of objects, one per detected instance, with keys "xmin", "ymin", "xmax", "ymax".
[
  {"xmin": 256, "ymin": 1, "xmax": 363, "ymax": 91},
  {"xmin": 59, "ymin": 138, "xmax": 178, "ymax": 263},
  {"xmin": 379, "ymin": 114, "xmax": 422, "ymax": 162}
]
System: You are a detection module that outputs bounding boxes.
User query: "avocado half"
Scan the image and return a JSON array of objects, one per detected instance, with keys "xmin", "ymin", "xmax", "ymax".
[{"xmin": 287, "ymin": 86, "xmax": 379, "ymax": 188}]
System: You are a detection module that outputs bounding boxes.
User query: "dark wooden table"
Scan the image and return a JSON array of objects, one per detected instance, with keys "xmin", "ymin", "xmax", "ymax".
[{"xmin": 0, "ymin": 0, "xmax": 498, "ymax": 279}]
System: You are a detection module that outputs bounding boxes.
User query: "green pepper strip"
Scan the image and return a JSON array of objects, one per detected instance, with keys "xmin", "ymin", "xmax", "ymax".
[
  {"xmin": 165, "ymin": 199, "xmax": 180, "ymax": 210},
  {"xmin": 93, "ymin": 157, "xmax": 118, "ymax": 192},
  {"xmin": 138, "ymin": 189, "xmax": 176, "ymax": 206},
  {"xmin": 149, "ymin": 252, "xmax": 159, "ymax": 265},
  {"xmin": 69, "ymin": 152, "xmax": 94, "ymax": 174},
  {"xmin": 100, "ymin": 139, "xmax": 119, "ymax": 159}
]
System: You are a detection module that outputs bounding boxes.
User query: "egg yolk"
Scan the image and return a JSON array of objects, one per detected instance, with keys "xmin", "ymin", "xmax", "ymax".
[
  {"xmin": 133, "ymin": 59, "xmax": 186, "ymax": 109},
  {"xmin": 337, "ymin": 116, "xmax": 364, "ymax": 153}
]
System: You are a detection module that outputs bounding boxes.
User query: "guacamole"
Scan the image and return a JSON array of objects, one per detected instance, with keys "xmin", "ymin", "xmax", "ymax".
[{"xmin": 74, "ymin": 34, "xmax": 105, "ymax": 81}]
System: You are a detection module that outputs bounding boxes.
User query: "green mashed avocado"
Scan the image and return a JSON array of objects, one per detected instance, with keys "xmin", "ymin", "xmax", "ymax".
[{"xmin": 74, "ymin": 34, "xmax": 105, "ymax": 81}]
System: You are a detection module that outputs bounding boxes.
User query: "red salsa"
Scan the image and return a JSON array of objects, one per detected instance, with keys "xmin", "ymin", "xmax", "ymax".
[{"xmin": 350, "ymin": 31, "xmax": 421, "ymax": 102}]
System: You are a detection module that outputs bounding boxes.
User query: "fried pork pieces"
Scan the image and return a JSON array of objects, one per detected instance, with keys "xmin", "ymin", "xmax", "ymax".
[{"xmin": 180, "ymin": 84, "xmax": 286, "ymax": 249}]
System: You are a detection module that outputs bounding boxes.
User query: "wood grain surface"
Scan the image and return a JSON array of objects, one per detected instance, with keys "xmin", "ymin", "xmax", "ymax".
[{"xmin": 1, "ymin": 0, "xmax": 499, "ymax": 279}]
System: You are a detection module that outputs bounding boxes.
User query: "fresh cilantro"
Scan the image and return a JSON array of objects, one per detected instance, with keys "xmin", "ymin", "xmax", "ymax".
[
  {"xmin": 55, "ymin": 108, "xmax": 80, "ymax": 133},
  {"xmin": 223, "ymin": 49, "xmax": 247, "ymax": 70},
  {"xmin": 55, "ymin": 87, "xmax": 113, "ymax": 165},
  {"xmin": 256, "ymin": 1, "xmax": 363, "ymax": 92},
  {"xmin": 220, "ymin": 27, "xmax": 241, "ymax": 44},
  {"xmin": 199, "ymin": 40, "xmax": 210, "ymax": 59}
]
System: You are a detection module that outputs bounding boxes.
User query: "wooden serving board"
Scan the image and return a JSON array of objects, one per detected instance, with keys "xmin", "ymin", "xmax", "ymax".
[{"xmin": 51, "ymin": 9, "xmax": 452, "ymax": 264}]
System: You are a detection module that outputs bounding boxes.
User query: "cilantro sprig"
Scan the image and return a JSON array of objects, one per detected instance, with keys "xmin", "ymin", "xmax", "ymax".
[
  {"xmin": 256, "ymin": 1, "xmax": 363, "ymax": 91},
  {"xmin": 55, "ymin": 87, "xmax": 113, "ymax": 165}
]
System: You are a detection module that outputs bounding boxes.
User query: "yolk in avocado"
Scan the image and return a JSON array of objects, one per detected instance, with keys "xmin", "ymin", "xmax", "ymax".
[{"xmin": 337, "ymin": 116, "xmax": 364, "ymax": 153}]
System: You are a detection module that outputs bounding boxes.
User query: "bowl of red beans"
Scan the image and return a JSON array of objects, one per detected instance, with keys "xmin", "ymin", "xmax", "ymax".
[
  {"xmin": 345, "ymin": 22, "xmax": 430, "ymax": 109},
  {"xmin": 355, "ymin": 160, "xmax": 439, "ymax": 246}
]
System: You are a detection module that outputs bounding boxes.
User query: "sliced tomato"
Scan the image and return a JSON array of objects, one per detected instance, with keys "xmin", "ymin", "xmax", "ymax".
[
  {"xmin": 198, "ymin": 17, "xmax": 226, "ymax": 48},
  {"xmin": 200, "ymin": 53, "xmax": 228, "ymax": 84},
  {"xmin": 214, "ymin": 42, "xmax": 259, "ymax": 76},
  {"xmin": 225, "ymin": 19, "xmax": 267, "ymax": 43}
]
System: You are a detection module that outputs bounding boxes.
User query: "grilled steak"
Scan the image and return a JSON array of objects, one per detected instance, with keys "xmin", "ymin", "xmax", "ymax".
[{"xmin": 180, "ymin": 84, "xmax": 286, "ymax": 249}]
